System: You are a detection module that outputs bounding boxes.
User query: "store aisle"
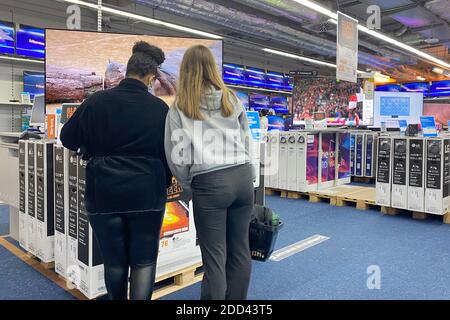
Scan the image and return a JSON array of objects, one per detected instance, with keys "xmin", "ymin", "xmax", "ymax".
[
  {"xmin": 2, "ymin": 195, "xmax": 450, "ymax": 300},
  {"xmin": 0, "ymin": 240, "xmax": 75, "ymax": 300},
  {"xmin": 162, "ymin": 195, "xmax": 450, "ymax": 300}
]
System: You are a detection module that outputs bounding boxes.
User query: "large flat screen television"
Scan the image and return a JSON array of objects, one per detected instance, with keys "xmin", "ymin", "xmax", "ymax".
[
  {"xmin": 223, "ymin": 63, "xmax": 245, "ymax": 86},
  {"xmin": 244, "ymin": 67, "xmax": 266, "ymax": 87},
  {"xmin": 23, "ymin": 71, "xmax": 45, "ymax": 101},
  {"xmin": 400, "ymin": 82, "xmax": 429, "ymax": 96},
  {"xmin": 0, "ymin": 20, "xmax": 15, "ymax": 55},
  {"xmin": 429, "ymin": 80, "xmax": 450, "ymax": 97},
  {"xmin": 45, "ymin": 29, "xmax": 222, "ymax": 112},
  {"xmin": 249, "ymin": 93, "xmax": 270, "ymax": 111},
  {"xmin": 270, "ymin": 96, "xmax": 289, "ymax": 114},
  {"xmin": 264, "ymin": 71, "xmax": 285, "ymax": 90},
  {"xmin": 375, "ymin": 84, "xmax": 401, "ymax": 92},
  {"xmin": 16, "ymin": 24, "xmax": 45, "ymax": 59},
  {"xmin": 283, "ymin": 75, "xmax": 293, "ymax": 91}
]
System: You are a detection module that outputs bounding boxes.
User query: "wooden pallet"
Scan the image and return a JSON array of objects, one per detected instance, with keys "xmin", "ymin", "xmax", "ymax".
[
  {"xmin": 336, "ymin": 187, "xmax": 377, "ymax": 210},
  {"xmin": 265, "ymin": 188, "xmax": 309, "ymax": 200},
  {"xmin": 26, "ymin": 252, "xmax": 55, "ymax": 269},
  {"xmin": 309, "ymin": 185, "xmax": 366, "ymax": 205},
  {"xmin": 152, "ymin": 262, "xmax": 203, "ymax": 300},
  {"xmin": 380, "ymin": 207, "xmax": 450, "ymax": 223}
]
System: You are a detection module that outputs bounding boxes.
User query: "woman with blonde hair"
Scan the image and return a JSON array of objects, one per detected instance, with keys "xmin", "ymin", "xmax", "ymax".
[{"xmin": 165, "ymin": 45, "xmax": 255, "ymax": 300}]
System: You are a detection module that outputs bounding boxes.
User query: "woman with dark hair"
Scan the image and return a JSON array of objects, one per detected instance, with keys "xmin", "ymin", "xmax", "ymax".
[{"xmin": 60, "ymin": 41, "xmax": 172, "ymax": 300}]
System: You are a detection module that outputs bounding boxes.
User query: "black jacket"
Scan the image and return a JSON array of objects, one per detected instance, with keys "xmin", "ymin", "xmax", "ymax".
[{"xmin": 60, "ymin": 78, "xmax": 172, "ymax": 214}]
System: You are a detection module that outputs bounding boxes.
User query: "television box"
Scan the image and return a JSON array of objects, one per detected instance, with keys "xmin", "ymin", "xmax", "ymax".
[
  {"xmin": 376, "ymin": 136, "xmax": 393, "ymax": 206},
  {"xmin": 296, "ymin": 132, "xmax": 319, "ymax": 192},
  {"xmin": 319, "ymin": 132, "xmax": 337, "ymax": 189},
  {"xmin": 267, "ymin": 131, "xmax": 280, "ymax": 189},
  {"xmin": 278, "ymin": 132, "xmax": 289, "ymax": 190},
  {"xmin": 364, "ymin": 133, "xmax": 378, "ymax": 178},
  {"xmin": 77, "ymin": 158, "xmax": 106, "ymax": 299},
  {"xmin": 16, "ymin": 24, "xmax": 45, "ymax": 59},
  {"xmin": 337, "ymin": 131, "xmax": 351, "ymax": 185},
  {"xmin": 36, "ymin": 141, "xmax": 55, "ymax": 263},
  {"xmin": 354, "ymin": 133, "xmax": 365, "ymax": 177},
  {"xmin": 67, "ymin": 151, "xmax": 79, "ymax": 282},
  {"xmin": 0, "ymin": 20, "xmax": 15, "ymax": 55},
  {"xmin": 391, "ymin": 138, "xmax": 408, "ymax": 209},
  {"xmin": 286, "ymin": 132, "xmax": 298, "ymax": 191},
  {"xmin": 18, "ymin": 141, "xmax": 28, "ymax": 251},
  {"xmin": 408, "ymin": 138, "xmax": 426, "ymax": 212},
  {"xmin": 350, "ymin": 133, "xmax": 356, "ymax": 175},
  {"xmin": 27, "ymin": 141, "xmax": 37, "ymax": 255},
  {"xmin": 425, "ymin": 137, "xmax": 450, "ymax": 215},
  {"xmin": 54, "ymin": 145, "xmax": 69, "ymax": 278}
]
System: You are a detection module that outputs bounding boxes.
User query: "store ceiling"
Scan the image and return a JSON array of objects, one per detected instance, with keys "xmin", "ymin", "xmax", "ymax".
[{"xmin": 127, "ymin": 0, "xmax": 450, "ymax": 82}]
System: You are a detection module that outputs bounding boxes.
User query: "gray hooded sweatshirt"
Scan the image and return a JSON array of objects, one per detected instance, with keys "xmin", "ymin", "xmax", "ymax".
[{"xmin": 164, "ymin": 88, "xmax": 254, "ymax": 192}]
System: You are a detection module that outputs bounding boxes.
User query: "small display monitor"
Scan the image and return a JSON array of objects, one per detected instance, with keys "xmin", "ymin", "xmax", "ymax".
[
  {"xmin": 23, "ymin": 71, "xmax": 45, "ymax": 101},
  {"xmin": 0, "ymin": 20, "xmax": 15, "ymax": 55},
  {"xmin": 16, "ymin": 24, "xmax": 45, "ymax": 59}
]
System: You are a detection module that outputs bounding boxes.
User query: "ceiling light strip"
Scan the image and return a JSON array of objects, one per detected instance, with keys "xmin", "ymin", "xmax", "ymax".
[{"xmin": 60, "ymin": 0, "xmax": 222, "ymax": 39}]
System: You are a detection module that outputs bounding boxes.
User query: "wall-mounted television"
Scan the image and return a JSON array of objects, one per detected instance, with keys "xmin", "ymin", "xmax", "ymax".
[
  {"xmin": 223, "ymin": 63, "xmax": 245, "ymax": 86},
  {"xmin": 375, "ymin": 84, "xmax": 401, "ymax": 92},
  {"xmin": 249, "ymin": 93, "xmax": 270, "ymax": 111},
  {"xmin": 283, "ymin": 75, "xmax": 293, "ymax": 91},
  {"xmin": 265, "ymin": 71, "xmax": 285, "ymax": 90},
  {"xmin": 23, "ymin": 71, "xmax": 45, "ymax": 101},
  {"xmin": 429, "ymin": 80, "xmax": 450, "ymax": 97},
  {"xmin": 270, "ymin": 96, "xmax": 289, "ymax": 114},
  {"xmin": 235, "ymin": 91, "xmax": 249, "ymax": 109},
  {"xmin": 244, "ymin": 67, "xmax": 266, "ymax": 87},
  {"xmin": 16, "ymin": 24, "xmax": 45, "ymax": 59},
  {"xmin": 0, "ymin": 20, "xmax": 15, "ymax": 55},
  {"xmin": 400, "ymin": 82, "xmax": 429, "ymax": 96},
  {"xmin": 267, "ymin": 115, "xmax": 285, "ymax": 131}
]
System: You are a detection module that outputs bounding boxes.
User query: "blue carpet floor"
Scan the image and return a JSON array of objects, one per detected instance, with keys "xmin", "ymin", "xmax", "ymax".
[
  {"xmin": 2, "ymin": 195, "xmax": 450, "ymax": 299},
  {"xmin": 0, "ymin": 205, "xmax": 9, "ymax": 236}
]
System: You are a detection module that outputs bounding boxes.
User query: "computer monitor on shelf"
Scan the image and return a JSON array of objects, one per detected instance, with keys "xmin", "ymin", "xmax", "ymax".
[{"xmin": 29, "ymin": 94, "xmax": 45, "ymax": 128}]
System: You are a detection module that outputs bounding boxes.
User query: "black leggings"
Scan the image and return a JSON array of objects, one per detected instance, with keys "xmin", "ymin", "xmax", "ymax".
[{"xmin": 88, "ymin": 210, "xmax": 165, "ymax": 300}]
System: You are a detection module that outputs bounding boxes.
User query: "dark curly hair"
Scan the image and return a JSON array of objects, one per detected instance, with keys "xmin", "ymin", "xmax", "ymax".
[{"xmin": 126, "ymin": 41, "xmax": 165, "ymax": 78}]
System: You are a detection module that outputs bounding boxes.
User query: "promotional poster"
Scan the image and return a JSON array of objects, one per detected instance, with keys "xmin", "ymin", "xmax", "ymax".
[{"xmin": 45, "ymin": 30, "xmax": 222, "ymax": 113}]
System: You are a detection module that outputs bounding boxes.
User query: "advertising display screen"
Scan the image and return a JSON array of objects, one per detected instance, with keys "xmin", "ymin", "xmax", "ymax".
[
  {"xmin": 265, "ymin": 71, "xmax": 285, "ymax": 90},
  {"xmin": 270, "ymin": 96, "xmax": 289, "ymax": 114},
  {"xmin": 23, "ymin": 71, "xmax": 45, "ymax": 100},
  {"xmin": 235, "ymin": 91, "xmax": 249, "ymax": 109},
  {"xmin": 292, "ymin": 77, "xmax": 363, "ymax": 125},
  {"xmin": 429, "ymin": 80, "xmax": 450, "ymax": 97},
  {"xmin": 45, "ymin": 30, "xmax": 222, "ymax": 111},
  {"xmin": 375, "ymin": 84, "xmax": 401, "ymax": 92},
  {"xmin": 380, "ymin": 96, "xmax": 411, "ymax": 116},
  {"xmin": 16, "ymin": 25, "xmax": 45, "ymax": 59},
  {"xmin": 244, "ymin": 67, "xmax": 266, "ymax": 87},
  {"xmin": 0, "ymin": 20, "xmax": 15, "ymax": 55},
  {"xmin": 223, "ymin": 63, "xmax": 245, "ymax": 86},
  {"xmin": 249, "ymin": 93, "xmax": 270, "ymax": 111},
  {"xmin": 423, "ymin": 103, "xmax": 450, "ymax": 127},
  {"xmin": 401, "ymin": 82, "xmax": 429, "ymax": 96}
]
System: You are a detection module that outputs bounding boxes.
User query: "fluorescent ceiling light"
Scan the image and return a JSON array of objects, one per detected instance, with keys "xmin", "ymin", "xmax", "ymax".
[
  {"xmin": 263, "ymin": 48, "xmax": 365, "ymax": 73},
  {"xmin": 416, "ymin": 76, "xmax": 425, "ymax": 81},
  {"xmin": 0, "ymin": 55, "xmax": 44, "ymax": 64},
  {"xmin": 292, "ymin": 0, "xmax": 450, "ymax": 69},
  {"xmin": 433, "ymin": 67, "xmax": 444, "ymax": 74},
  {"xmin": 59, "ymin": 0, "xmax": 222, "ymax": 39}
]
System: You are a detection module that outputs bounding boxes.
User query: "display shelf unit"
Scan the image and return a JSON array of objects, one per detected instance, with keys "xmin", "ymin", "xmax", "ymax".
[
  {"xmin": 0, "ymin": 55, "xmax": 44, "ymax": 66},
  {"xmin": 227, "ymin": 84, "xmax": 292, "ymax": 96},
  {"xmin": 0, "ymin": 103, "xmax": 31, "ymax": 133}
]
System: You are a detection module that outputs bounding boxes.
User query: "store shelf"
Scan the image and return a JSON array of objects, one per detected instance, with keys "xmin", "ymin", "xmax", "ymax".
[
  {"xmin": 226, "ymin": 84, "xmax": 292, "ymax": 95},
  {"xmin": 0, "ymin": 102, "xmax": 33, "ymax": 107},
  {"xmin": 0, "ymin": 55, "xmax": 44, "ymax": 65},
  {"xmin": 0, "ymin": 142, "xmax": 19, "ymax": 150}
]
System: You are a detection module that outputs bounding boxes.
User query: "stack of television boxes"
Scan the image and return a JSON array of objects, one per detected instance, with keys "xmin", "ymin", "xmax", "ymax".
[
  {"xmin": 19, "ymin": 140, "xmax": 106, "ymax": 299},
  {"xmin": 265, "ymin": 129, "xmax": 352, "ymax": 192},
  {"xmin": 18, "ymin": 140, "xmax": 55, "ymax": 263},
  {"xmin": 375, "ymin": 135, "xmax": 450, "ymax": 215},
  {"xmin": 349, "ymin": 131, "xmax": 378, "ymax": 179}
]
